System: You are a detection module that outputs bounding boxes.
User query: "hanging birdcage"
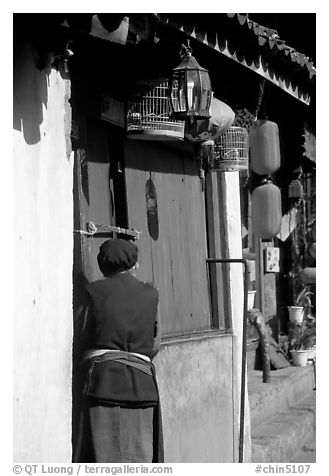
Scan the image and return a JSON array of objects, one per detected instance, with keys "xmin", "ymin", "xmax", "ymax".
[
  {"xmin": 208, "ymin": 126, "xmax": 249, "ymax": 172},
  {"xmin": 126, "ymin": 81, "xmax": 185, "ymax": 141}
]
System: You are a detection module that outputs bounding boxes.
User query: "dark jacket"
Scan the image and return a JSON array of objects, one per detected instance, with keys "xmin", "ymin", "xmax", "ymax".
[{"xmin": 84, "ymin": 272, "xmax": 159, "ymax": 406}]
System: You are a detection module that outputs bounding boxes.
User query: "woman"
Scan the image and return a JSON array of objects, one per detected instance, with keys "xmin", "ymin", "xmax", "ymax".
[{"xmin": 74, "ymin": 238, "xmax": 163, "ymax": 463}]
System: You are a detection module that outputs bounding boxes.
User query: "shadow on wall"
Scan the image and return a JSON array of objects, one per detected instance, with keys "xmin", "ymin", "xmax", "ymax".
[{"xmin": 13, "ymin": 36, "xmax": 50, "ymax": 145}]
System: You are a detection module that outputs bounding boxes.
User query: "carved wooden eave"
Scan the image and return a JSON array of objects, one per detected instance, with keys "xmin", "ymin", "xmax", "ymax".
[
  {"xmin": 17, "ymin": 13, "xmax": 315, "ymax": 106},
  {"xmin": 154, "ymin": 13, "xmax": 315, "ymax": 106}
]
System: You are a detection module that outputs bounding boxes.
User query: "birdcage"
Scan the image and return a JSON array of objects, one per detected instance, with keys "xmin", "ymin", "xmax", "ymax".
[
  {"xmin": 209, "ymin": 126, "xmax": 249, "ymax": 172},
  {"xmin": 126, "ymin": 81, "xmax": 185, "ymax": 141}
]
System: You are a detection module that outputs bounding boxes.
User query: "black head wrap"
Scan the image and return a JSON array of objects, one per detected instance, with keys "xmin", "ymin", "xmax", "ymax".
[{"xmin": 97, "ymin": 239, "xmax": 138, "ymax": 276}]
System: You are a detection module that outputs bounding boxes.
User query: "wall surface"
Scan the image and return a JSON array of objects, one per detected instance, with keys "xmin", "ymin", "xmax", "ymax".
[
  {"xmin": 154, "ymin": 335, "xmax": 235, "ymax": 462},
  {"xmin": 13, "ymin": 41, "xmax": 73, "ymax": 462}
]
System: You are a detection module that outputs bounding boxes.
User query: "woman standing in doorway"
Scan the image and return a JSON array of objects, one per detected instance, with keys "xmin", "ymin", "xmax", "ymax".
[{"xmin": 73, "ymin": 238, "xmax": 163, "ymax": 463}]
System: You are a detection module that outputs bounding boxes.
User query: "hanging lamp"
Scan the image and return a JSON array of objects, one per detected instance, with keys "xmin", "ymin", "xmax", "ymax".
[
  {"xmin": 250, "ymin": 120, "xmax": 281, "ymax": 176},
  {"xmin": 251, "ymin": 178, "xmax": 282, "ymax": 239},
  {"xmin": 169, "ymin": 41, "xmax": 212, "ymax": 122},
  {"xmin": 184, "ymin": 96, "xmax": 235, "ymax": 142},
  {"xmin": 299, "ymin": 267, "xmax": 316, "ymax": 285},
  {"xmin": 309, "ymin": 242, "xmax": 316, "ymax": 259}
]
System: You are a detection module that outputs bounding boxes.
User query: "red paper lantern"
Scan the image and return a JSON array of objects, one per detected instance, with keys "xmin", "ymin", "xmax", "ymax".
[
  {"xmin": 288, "ymin": 179, "xmax": 303, "ymax": 199},
  {"xmin": 299, "ymin": 267, "xmax": 316, "ymax": 284},
  {"xmin": 309, "ymin": 242, "xmax": 316, "ymax": 259},
  {"xmin": 251, "ymin": 180, "xmax": 282, "ymax": 238},
  {"xmin": 184, "ymin": 97, "xmax": 235, "ymax": 142},
  {"xmin": 250, "ymin": 120, "xmax": 281, "ymax": 175}
]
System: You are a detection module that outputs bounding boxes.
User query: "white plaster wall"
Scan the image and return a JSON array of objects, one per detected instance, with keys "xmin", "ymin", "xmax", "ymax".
[{"xmin": 13, "ymin": 42, "xmax": 73, "ymax": 462}]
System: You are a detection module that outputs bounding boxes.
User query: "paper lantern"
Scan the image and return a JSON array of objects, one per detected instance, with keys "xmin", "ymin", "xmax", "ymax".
[
  {"xmin": 250, "ymin": 120, "xmax": 281, "ymax": 175},
  {"xmin": 184, "ymin": 97, "xmax": 235, "ymax": 142},
  {"xmin": 299, "ymin": 267, "xmax": 316, "ymax": 284},
  {"xmin": 288, "ymin": 179, "xmax": 303, "ymax": 199},
  {"xmin": 251, "ymin": 180, "xmax": 282, "ymax": 238},
  {"xmin": 309, "ymin": 242, "xmax": 316, "ymax": 259}
]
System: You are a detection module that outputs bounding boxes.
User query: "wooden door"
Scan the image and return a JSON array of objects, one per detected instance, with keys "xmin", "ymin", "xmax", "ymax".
[
  {"xmin": 73, "ymin": 118, "xmax": 128, "ymax": 283},
  {"xmin": 124, "ymin": 139, "xmax": 212, "ymax": 337}
]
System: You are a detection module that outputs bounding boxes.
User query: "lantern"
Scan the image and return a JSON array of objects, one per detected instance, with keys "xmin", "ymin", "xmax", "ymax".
[
  {"xmin": 299, "ymin": 267, "xmax": 316, "ymax": 285},
  {"xmin": 169, "ymin": 42, "xmax": 212, "ymax": 121},
  {"xmin": 184, "ymin": 97, "xmax": 235, "ymax": 142},
  {"xmin": 250, "ymin": 120, "xmax": 281, "ymax": 175},
  {"xmin": 288, "ymin": 179, "xmax": 303, "ymax": 199},
  {"xmin": 251, "ymin": 179, "xmax": 282, "ymax": 238},
  {"xmin": 309, "ymin": 242, "xmax": 316, "ymax": 259}
]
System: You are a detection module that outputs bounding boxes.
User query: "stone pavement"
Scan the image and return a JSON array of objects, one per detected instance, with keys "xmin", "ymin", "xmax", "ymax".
[{"xmin": 248, "ymin": 366, "xmax": 316, "ymax": 463}]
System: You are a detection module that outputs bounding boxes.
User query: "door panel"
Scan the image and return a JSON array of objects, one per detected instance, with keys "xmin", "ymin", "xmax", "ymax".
[
  {"xmin": 73, "ymin": 119, "xmax": 120, "ymax": 284},
  {"xmin": 84, "ymin": 120, "xmax": 113, "ymax": 281},
  {"xmin": 124, "ymin": 139, "xmax": 211, "ymax": 337}
]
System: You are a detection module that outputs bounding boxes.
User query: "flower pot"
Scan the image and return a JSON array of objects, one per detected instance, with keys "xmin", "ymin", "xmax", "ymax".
[
  {"xmin": 291, "ymin": 350, "xmax": 309, "ymax": 367},
  {"xmin": 307, "ymin": 348, "xmax": 316, "ymax": 362},
  {"xmin": 247, "ymin": 290, "xmax": 256, "ymax": 311},
  {"xmin": 288, "ymin": 306, "xmax": 304, "ymax": 324}
]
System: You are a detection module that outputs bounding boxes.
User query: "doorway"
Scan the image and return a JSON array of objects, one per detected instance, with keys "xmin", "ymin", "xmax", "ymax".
[{"xmin": 72, "ymin": 117, "xmax": 127, "ymax": 456}]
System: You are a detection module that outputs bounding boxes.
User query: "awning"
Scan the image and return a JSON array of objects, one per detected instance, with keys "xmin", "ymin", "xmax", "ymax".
[
  {"xmin": 154, "ymin": 13, "xmax": 315, "ymax": 105},
  {"xmin": 16, "ymin": 13, "xmax": 315, "ymax": 105}
]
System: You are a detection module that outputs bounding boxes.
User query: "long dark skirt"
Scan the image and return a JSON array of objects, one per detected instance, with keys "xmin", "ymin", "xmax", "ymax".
[{"xmin": 74, "ymin": 399, "xmax": 162, "ymax": 463}]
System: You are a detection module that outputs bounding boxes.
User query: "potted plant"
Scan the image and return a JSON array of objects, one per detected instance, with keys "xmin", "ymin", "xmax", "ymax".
[
  {"xmin": 289, "ymin": 313, "xmax": 316, "ymax": 366},
  {"xmin": 288, "ymin": 305, "xmax": 304, "ymax": 324},
  {"xmin": 288, "ymin": 288, "xmax": 313, "ymax": 324}
]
